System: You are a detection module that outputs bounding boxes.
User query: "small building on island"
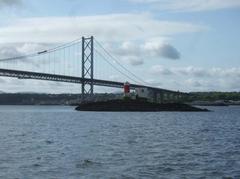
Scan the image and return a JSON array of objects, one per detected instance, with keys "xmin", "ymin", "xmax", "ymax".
[
  {"xmin": 135, "ymin": 88, "xmax": 151, "ymax": 99},
  {"xmin": 123, "ymin": 82, "xmax": 155, "ymax": 102}
]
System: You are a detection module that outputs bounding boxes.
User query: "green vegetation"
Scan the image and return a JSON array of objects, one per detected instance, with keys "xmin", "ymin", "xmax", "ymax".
[{"xmin": 187, "ymin": 92, "xmax": 240, "ymax": 102}]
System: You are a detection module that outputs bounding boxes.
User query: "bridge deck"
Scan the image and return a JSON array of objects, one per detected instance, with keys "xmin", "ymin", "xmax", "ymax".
[{"xmin": 0, "ymin": 68, "xmax": 182, "ymax": 94}]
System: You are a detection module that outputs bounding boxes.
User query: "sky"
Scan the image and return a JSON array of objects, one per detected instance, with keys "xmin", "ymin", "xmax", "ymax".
[{"xmin": 0, "ymin": 0, "xmax": 240, "ymax": 93}]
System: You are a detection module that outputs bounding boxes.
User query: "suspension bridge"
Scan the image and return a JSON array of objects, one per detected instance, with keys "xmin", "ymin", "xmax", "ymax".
[{"xmin": 0, "ymin": 36, "xmax": 185, "ymax": 103}]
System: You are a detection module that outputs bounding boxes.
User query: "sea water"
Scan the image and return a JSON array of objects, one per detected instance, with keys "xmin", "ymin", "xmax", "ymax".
[{"xmin": 0, "ymin": 105, "xmax": 239, "ymax": 179}]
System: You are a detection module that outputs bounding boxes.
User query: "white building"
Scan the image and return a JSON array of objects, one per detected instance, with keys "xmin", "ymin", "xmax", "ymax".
[{"xmin": 135, "ymin": 88, "xmax": 151, "ymax": 99}]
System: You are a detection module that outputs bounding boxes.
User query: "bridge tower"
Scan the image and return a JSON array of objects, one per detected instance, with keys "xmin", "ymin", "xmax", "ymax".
[{"xmin": 81, "ymin": 36, "xmax": 94, "ymax": 102}]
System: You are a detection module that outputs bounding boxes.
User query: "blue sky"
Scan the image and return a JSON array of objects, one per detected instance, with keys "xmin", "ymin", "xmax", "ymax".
[{"xmin": 0, "ymin": 0, "xmax": 240, "ymax": 93}]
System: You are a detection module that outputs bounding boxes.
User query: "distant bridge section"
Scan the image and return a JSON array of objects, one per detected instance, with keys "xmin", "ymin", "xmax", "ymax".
[{"xmin": 0, "ymin": 68, "xmax": 181, "ymax": 94}]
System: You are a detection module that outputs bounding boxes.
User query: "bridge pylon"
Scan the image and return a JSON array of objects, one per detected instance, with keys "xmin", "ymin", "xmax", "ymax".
[{"xmin": 81, "ymin": 36, "xmax": 94, "ymax": 102}]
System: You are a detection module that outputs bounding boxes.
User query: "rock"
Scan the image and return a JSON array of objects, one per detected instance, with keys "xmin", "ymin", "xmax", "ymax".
[{"xmin": 75, "ymin": 99, "xmax": 209, "ymax": 112}]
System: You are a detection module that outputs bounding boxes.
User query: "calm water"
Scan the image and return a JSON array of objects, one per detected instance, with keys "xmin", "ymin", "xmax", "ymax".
[{"xmin": 0, "ymin": 106, "xmax": 240, "ymax": 179}]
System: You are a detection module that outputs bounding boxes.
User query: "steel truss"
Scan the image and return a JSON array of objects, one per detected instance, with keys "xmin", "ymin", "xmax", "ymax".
[{"xmin": 81, "ymin": 36, "xmax": 94, "ymax": 101}]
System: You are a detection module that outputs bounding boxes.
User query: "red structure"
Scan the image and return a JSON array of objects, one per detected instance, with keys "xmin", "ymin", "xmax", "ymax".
[{"xmin": 124, "ymin": 82, "xmax": 130, "ymax": 95}]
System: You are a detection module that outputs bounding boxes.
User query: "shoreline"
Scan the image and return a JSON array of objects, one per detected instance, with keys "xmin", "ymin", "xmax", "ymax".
[{"xmin": 75, "ymin": 99, "xmax": 209, "ymax": 112}]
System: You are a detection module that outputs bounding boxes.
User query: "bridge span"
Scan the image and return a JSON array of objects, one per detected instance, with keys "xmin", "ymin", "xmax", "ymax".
[
  {"xmin": 0, "ymin": 68, "xmax": 181, "ymax": 94},
  {"xmin": 0, "ymin": 36, "xmax": 187, "ymax": 102}
]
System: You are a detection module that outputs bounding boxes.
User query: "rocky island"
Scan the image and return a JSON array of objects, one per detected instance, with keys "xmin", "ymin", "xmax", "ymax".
[{"xmin": 75, "ymin": 99, "xmax": 209, "ymax": 112}]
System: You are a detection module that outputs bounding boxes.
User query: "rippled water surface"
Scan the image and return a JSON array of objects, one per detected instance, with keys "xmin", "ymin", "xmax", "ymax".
[{"xmin": 0, "ymin": 105, "xmax": 240, "ymax": 179}]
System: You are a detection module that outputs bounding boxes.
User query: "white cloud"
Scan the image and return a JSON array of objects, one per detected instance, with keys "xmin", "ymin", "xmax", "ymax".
[
  {"xmin": 0, "ymin": 46, "xmax": 23, "ymax": 59},
  {"xmin": 0, "ymin": 13, "xmax": 204, "ymax": 72},
  {"xmin": 0, "ymin": 43, "xmax": 53, "ymax": 69},
  {"xmin": 174, "ymin": 66, "xmax": 207, "ymax": 77},
  {"xmin": 108, "ymin": 38, "xmax": 181, "ymax": 66},
  {"xmin": 17, "ymin": 43, "xmax": 48, "ymax": 54},
  {"xmin": 108, "ymin": 75, "xmax": 121, "ymax": 81},
  {"xmin": 122, "ymin": 56, "xmax": 144, "ymax": 66},
  {"xmin": 151, "ymin": 65, "xmax": 173, "ymax": 75},
  {"xmin": 0, "ymin": 0, "xmax": 21, "ymax": 8},
  {"xmin": 150, "ymin": 65, "xmax": 240, "ymax": 77},
  {"xmin": 185, "ymin": 79, "xmax": 202, "ymax": 87},
  {"xmin": 130, "ymin": 0, "xmax": 240, "ymax": 12},
  {"xmin": 145, "ymin": 79, "xmax": 162, "ymax": 87},
  {"xmin": 119, "ymin": 42, "xmax": 140, "ymax": 56},
  {"xmin": 149, "ymin": 65, "xmax": 240, "ymax": 91},
  {"xmin": 0, "ymin": 13, "xmax": 206, "ymax": 43},
  {"xmin": 143, "ymin": 41, "xmax": 180, "ymax": 59}
]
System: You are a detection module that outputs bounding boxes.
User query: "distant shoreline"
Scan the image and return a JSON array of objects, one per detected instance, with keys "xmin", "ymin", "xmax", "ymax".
[{"xmin": 0, "ymin": 92, "xmax": 240, "ymax": 106}]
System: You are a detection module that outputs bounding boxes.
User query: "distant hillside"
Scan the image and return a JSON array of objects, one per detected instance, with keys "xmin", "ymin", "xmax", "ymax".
[
  {"xmin": 0, "ymin": 92, "xmax": 239, "ymax": 105},
  {"xmin": 188, "ymin": 92, "xmax": 240, "ymax": 102},
  {"xmin": 0, "ymin": 93, "xmax": 122, "ymax": 105}
]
